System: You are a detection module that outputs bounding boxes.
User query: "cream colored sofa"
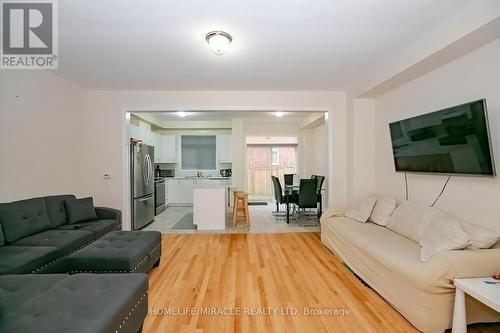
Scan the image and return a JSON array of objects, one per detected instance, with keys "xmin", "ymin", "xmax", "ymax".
[{"xmin": 320, "ymin": 210, "xmax": 500, "ymax": 333}]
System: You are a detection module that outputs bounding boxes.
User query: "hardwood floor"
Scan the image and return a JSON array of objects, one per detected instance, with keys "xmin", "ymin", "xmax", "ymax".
[{"xmin": 144, "ymin": 233, "xmax": 499, "ymax": 333}]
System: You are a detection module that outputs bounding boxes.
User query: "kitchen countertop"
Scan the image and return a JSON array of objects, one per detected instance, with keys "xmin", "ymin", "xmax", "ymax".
[
  {"xmin": 168, "ymin": 177, "xmax": 232, "ymax": 181},
  {"xmin": 193, "ymin": 184, "xmax": 235, "ymax": 189}
]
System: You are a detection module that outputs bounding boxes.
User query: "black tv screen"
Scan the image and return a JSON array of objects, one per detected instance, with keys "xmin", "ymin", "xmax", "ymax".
[{"xmin": 389, "ymin": 99, "xmax": 495, "ymax": 176}]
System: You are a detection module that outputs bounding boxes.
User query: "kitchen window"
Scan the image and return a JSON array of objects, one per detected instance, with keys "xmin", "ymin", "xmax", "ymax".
[{"xmin": 181, "ymin": 135, "xmax": 216, "ymax": 170}]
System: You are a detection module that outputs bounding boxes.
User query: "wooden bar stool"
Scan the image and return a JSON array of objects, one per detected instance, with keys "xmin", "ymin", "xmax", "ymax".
[{"xmin": 232, "ymin": 191, "xmax": 250, "ymax": 227}]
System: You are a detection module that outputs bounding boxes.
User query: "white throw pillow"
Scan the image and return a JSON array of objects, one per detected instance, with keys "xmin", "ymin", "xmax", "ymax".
[
  {"xmin": 459, "ymin": 222, "xmax": 500, "ymax": 250},
  {"xmin": 345, "ymin": 196, "xmax": 377, "ymax": 223},
  {"xmin": 387, "ymin": 201, "xmax": 443, "ymax": 243},
  {"xmin": 369, "ymin": 195, "xmax": 397, "ymax": 226},
  {"xmin": 419, "ymin": 215, "xmax": 470, "ymax": 261}
]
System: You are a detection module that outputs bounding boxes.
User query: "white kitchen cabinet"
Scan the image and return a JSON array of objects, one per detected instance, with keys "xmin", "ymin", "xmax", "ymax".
[
  {"xmin": 216, "ymin": 135, "xmax": 231, "ymax": 163},
  {"xmin": 130, "ymin": 120, "xmax": 153, "ymax": 144},
  {"xmin": 166, "ymin": 179, "xmax": 193, "ymax": 205},
  {"xmin": 139, "ymin": 121, "xmax": 152, "ymax": 144},
  {"xmin": 179, "ymin": 179, "xmax": 193, "ymax": 203},
  {"xmin": 165, "ymin": 180, "xmax": 171, "ymax": 207},
  {"xmin": 160, "ymin": 135, "xmax": 177, "ymax": 163},
  {"xmin": 166, "ymin": 179, "xmax": 180, "ymax": 204},
  {"xmin": 130, "ymin": 123, "xmax": 140, "ymax": 140},
  {"xmin": 152, "ymin": 132, "xmax": 162, "ymax": 163}
]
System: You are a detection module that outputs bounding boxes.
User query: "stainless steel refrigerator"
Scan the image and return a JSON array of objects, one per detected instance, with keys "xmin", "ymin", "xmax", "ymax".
[{"xmin": 131, "ymin": 143, "xmax": 155, "ymax": 230}]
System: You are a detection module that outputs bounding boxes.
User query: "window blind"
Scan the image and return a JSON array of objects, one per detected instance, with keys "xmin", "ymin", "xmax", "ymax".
[{"xmin": 181, "ymin": 135, "xmax": 216, "ymax": 170}]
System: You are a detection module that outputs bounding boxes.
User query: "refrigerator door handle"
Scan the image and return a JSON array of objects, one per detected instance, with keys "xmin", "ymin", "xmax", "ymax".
[
  {"xmin": 143, "ymin": 155, "xmax": 148, "ymax": 186},
  {"xmin": 138, "ymin": 195, "xmax": 152, "ymax": 202},
  {"xmin": 146, "ymin": 154, "xmax": 152, "ymax": 186}
]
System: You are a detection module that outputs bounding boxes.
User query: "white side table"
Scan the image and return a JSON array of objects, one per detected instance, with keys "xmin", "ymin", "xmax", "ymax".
[{"xmin": 453, "ymin": 277, "xmax": 500, "ymax": 333}]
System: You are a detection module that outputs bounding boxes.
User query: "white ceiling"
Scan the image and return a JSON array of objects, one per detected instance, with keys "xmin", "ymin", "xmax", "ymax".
[
  {"xmin": 55, "ymin": 0, "xmax": 473, "ymax": 90},
  {"xmin": 135, "ymin": 111, "xmax": 320, "ymax": 122}
]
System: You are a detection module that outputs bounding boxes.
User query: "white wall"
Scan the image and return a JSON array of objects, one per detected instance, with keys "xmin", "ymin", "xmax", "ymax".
[
  {"xmin": 370, "ymin": 38, "xmax": 500, "ymax": 231},
  {"xmin": 0, "ymin": 70, "xmax": 85, "ymax": 202},
  {"xmin": 231, "ymin": 119, "xmax": 245, "ymax": 190},
  {"xmin": 301, "ymin": 124, "xmax": 328, "ymax": 178},
  {"xmin": 348, "ymin": 99, "xmax": 376, "ymax": 202}
]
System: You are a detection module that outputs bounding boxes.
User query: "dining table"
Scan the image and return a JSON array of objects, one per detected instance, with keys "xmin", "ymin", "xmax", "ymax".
[{"xmin": 284, "ymin": 184, "xmax": 325, "ymax": 224}]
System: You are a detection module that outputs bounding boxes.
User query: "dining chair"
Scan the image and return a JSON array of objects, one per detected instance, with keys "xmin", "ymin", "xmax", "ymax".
[
  {"xmin": 315, "ymin": 175, "xmax": 325, "ymax": 218},
  {"xmin": 284, "ymin": 174, "xmax": 294, "ymax": 186},
  {"xmin": 316, "ymin": 175, "xmax": 325, "ymax": 194},
  {"xmin": 271, "ymin": 176, "xmax": 283, "ymax": 213},
  {"xmin": 292, "ymin": 178, "xmax": 319, "ymax": 226},
  {"xmin": 271, "ymin": 176, "xmax": 294, "ymax": 221}
]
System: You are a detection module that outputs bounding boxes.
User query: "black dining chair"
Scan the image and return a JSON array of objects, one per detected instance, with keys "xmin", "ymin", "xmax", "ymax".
[
  {"xmin": 291, "ymin": 178, "xmax": 319, "ymax": 226},
  {"xmin": 271, "ymin": 176, "xmax": 282, "ymax": 212},
  {"xmin": 315, "ymin": 175, "xmax": 325, "ymax": 194},
  {"xmin": 271, "ymin": 176, "xmax": 291, "ymax": 220},
  {"xmin": 284, "ymin": 174, "xmax": 294, "ymax": 186},
  {"xmin": 315, "ymin": 175, "xmax": 325, "ymax": 216}
]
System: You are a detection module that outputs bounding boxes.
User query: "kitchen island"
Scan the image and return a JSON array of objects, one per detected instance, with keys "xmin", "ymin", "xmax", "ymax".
[{"xmin": 192, "ymin": 182, "xmax": 235, "ymax": 231}]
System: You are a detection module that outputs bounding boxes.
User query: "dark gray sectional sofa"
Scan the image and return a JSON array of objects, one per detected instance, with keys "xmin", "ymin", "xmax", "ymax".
[
  {"xmin": 0, "ymin": 273, "xmax": 148, "ymax": 333},
  {"xmin": 0, "ymin": 195, "xmax": 153, "ymax": 333},
  {"xmin": 0, "ymin": 194, "xmax": 120, "ymax": 274}
]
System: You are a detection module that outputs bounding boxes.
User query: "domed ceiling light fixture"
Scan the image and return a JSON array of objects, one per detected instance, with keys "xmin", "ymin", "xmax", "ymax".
[{"xmin": 205, "ymin": 31, "xmax": 232, "ymax": 55}]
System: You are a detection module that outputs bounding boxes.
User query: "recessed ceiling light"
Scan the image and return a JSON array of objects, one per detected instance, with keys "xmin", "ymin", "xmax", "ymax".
[
  {"xmin": 206, "ymin": 31, "xmax": 232, "ymax": 55},
  {"xmin": 177, "ymin": 111, "xmax": 187, "ymax": 117},
  {"xmin": 274, "ymin": 111, "xmax": 284, "ymax": 118}
]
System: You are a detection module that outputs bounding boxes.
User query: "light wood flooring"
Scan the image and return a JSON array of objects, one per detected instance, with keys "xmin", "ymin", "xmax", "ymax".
[{"xmin": 144, "ymin": 233, "xmax": 499, "ymax": 333}]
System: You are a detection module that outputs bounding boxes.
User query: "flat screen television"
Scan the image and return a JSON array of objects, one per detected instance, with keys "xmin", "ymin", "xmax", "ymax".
[{"xmin": 389, "ymin": 99, "xmax": 496, "ymax": 176}]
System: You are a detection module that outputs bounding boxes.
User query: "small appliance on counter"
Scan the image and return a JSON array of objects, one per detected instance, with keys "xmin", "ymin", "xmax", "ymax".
[
  {"xmin": 220, "ymin": 169, "xmax": 232, "ymax": 178},
  {"xmin": 159, "ymin": 169, "xmax": 175, "ymax": 178},
  {"xmin": 155, "ymin": 165, "xmax": 161, "ymax": 178}
]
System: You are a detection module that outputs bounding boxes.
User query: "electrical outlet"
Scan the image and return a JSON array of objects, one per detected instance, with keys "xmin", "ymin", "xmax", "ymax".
[{"xmin": 103, "ymin": 173, "xmax": 111, "ymax": 180}]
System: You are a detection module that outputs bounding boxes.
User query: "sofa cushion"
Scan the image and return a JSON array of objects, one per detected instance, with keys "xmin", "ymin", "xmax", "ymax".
[
  {"xmin": 420, "ymin": 216, "xmax": 470, "ymax": 261},
  {"xmin": 0, "ymin": 225, "xmax": 4, "ymax": 246},
  {"xmin": 0, "ymin": 274, "xmax": 67, "ymax": 310},
  {"xmin": 57, "ymin": 231, "xmax": 161, "ymax": 273},
  {"xmin": 386, "ymin": 201, "xmax": 450, "ymax": 243},
  {"xmin": 0, "ymin": 198, "xmax": 52, "ymax": 243},
  {"xmin": 64, "ymin": 197, "xmax": 98, "ymax": 224},
  {"xmin": 57, "ymin": 219, "xmax": 117, "ymax": 238},
  {"xmin": 369, "ymin": 195, "xmax": 397, "ymax": 226},
  {"xmin": 11, "ymin": 230, "xmax": 95, "ymax": 256},
  {"xmin": 0, "ymin": 246, "xmax": 59, "ymax": 275},
  {"xmin": 345, "ymin": 196, "xmax": 376, "ymax": 222},
  {"xmin": 44, "ymin": 195, "xmax": 75, "ymax": 228},
  {"xmin": 0, "ymin": 273, "xmax": 148, "ymax": 333},
  {"xmin": 460, "ymin": 222, "xmax": 500, "ymax": 250}
]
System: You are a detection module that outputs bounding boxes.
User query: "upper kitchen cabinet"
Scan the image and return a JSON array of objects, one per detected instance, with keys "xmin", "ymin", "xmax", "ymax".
[
  {"xmin": 160, "ymin": 135, "xmax": 178, "ymax": 163},
  {"xmin": 152, "ymin": 132, "xmax": 162, "ymax": 163},
  {"xmin": 216, "ymin": 135, "xmax": 231, "ymax": 163},
  {"xmin": 130, "ymin": 120, "xmax": 152, "ymax": 144},
  {"xmin": 130, "ymin": 122, "xmax": 141, "ymax": 141}
]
